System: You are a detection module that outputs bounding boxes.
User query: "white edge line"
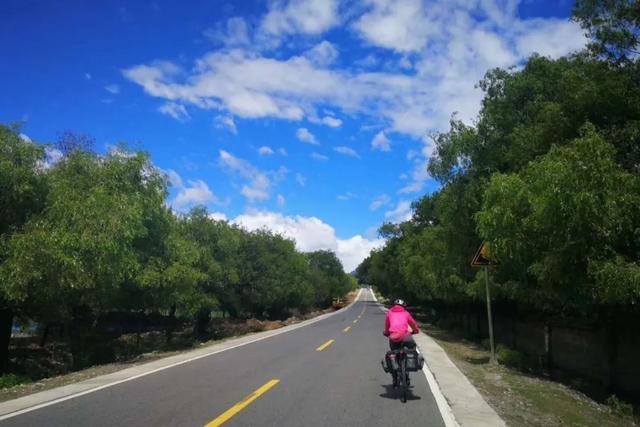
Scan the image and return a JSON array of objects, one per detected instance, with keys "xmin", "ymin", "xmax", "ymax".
[
  {"xmin": 372, "ymin": 290, "xmax": 459, "ymax": 427},
  {"xmin": 421, "ymin": 362, "xmax": 459, "ymax": 427},
  {"xmin": 0, "ymin": 288, "xmax": 365, "ymax": 421}
]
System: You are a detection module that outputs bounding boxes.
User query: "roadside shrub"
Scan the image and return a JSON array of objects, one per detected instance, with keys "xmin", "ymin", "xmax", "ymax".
[
  {"xmin": 605, "ymin": 395, "xmax": 633, "ymax": 417},
  {"xmin": 0, "ymin": 374, "xmax": 30, "ymax": 389},
  {"xmin": 496, "ymin": 344, "xmax": 525, "ymax": 369}
]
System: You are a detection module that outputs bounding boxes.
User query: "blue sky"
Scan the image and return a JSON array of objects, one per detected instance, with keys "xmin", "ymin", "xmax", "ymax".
[{"xmin": 1, "ymin": 0, "xmax": 586, "ymax": 271}]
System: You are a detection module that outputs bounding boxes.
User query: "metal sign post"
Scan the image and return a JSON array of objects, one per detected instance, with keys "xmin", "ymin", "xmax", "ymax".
[
  {"xmin": 484, "ymin": 266, "xmax": 496, "ymax": 363},
  {"xmin": 472, "ymin": 241, "xmax": 499, "ymax": 364}
]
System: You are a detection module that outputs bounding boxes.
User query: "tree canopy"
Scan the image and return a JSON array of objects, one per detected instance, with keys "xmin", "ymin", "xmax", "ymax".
[
  {"xmin": 357, "ymin": 3, "xmax": 640, "ymax": 316},
  {"xmin": 0, "ymin": 126, "xmax": 356, "ymax": 371}
]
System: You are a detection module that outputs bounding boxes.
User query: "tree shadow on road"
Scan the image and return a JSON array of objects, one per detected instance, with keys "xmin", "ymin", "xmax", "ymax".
[{"xmin": 379, "ymin": 384, "xmax": 422, "ymax": 401}]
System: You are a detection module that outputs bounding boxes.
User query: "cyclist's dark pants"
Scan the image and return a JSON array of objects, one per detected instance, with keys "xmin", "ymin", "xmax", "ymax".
[{"xmin": 389, "ymin": 335, "xmax": 416, "ymax": 351}]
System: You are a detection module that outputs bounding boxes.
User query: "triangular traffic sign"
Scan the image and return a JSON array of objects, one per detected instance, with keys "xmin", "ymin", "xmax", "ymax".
[{"xmin": 471, "ymin": 241, "xmax": 499, "ymax": 267}]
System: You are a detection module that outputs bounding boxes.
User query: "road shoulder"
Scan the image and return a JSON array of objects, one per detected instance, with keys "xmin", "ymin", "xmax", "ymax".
[{"xmin": 414, "ymin": 332, "xmax": 506, "ymax": 427}]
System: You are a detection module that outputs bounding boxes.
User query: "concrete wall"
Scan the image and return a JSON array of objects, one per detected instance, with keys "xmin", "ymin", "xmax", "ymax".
[{"xmin": 434, "ymin": 306, "xmax": 640, "ymax": 400}]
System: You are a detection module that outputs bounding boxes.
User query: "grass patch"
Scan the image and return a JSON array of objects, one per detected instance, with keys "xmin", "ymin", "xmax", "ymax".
[
  {"xmin": 421, "ymin": 323, "xmax": 638, "ymax": 427},
  {"xmin": 0, "ymin": 374, "xmax": 31, "ymax": 389}
]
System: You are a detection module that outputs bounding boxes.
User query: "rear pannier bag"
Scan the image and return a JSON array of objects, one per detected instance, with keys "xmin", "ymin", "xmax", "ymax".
[
  {"xmin": 383, "ymin": 350, "xmax": 399, "ymax": 372},
  {"xmin": 405, "ymin": 350, "xmax": 424, "ymax": 372}
]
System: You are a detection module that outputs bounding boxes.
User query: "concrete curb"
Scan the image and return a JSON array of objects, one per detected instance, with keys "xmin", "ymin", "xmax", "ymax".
[
  {"xmin": 0, "ymin": 288, "xmax": 364, "ymax": 420},
  {"xmin": 370, "ymin": 289, "xmax": 505, "ymax": 427},
  {"xmin": 414, "ymin": 333, "xmax": 505, "ymax": 427}
]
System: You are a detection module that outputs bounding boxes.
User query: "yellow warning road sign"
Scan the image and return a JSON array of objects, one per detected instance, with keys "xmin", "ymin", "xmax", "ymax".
[{"xmin": 471, "ymin": 241, "xmax": 499, "ymax": 267}]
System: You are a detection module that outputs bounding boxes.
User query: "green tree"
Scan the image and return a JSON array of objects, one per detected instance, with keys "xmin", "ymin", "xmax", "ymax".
[
  {"xmin": 361, "ymin": 3, "xmax": 640, "ymax": 318},
  {"xmin": 306, "ymin": 250, "xmax": 350, "ymax": 306},
  {"xmin": 237, "ymin": 230, "xmax": 313, "ymax": 319},
  {"xmin": 573, "ymin": 0, "xmax": 640, "ymax": 63},
  {"xmin": 0, "ymin": 147, "xmax": 170, "ymax": 364},
  {"xmin": 178, "ymin": 207, "xmax": 243, "ymax": 330},
  {"xmin": 0, "ymin": 124, "xmax": 47, "ymax": 372},
  {"xmin": 476, "ymin": 125, "xmax": 640, "ymax": 309}
]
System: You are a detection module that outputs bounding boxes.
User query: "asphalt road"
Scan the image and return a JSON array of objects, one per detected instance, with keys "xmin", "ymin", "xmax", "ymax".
[{"xmin": 3, "ymin": 289, "xmax": 445, "ymax": 426}]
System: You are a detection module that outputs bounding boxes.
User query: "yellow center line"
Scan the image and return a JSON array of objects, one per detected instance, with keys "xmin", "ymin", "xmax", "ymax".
[
  {"xmin": 205, "ymin": 379, "xmax": 280, "ymax": 427},
  {"xmin": 343, "ymin": 326, "xmax": 351, "ymax": 332},
  {"xmin": 316, "ymin": 339, "xmax": 335, "ymax": 352}
]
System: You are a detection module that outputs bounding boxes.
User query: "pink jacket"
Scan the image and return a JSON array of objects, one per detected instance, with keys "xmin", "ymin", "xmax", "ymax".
[{"xmin": 384, "ymin": 305, "xmax": 419, "ymax": 342}]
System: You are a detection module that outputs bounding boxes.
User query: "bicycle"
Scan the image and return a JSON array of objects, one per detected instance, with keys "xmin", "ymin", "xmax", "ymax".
[
  {"xmin": 394, "ymin": 349, "xmax": 410, "ymax": 403},
  {"xmin": 383, "ymin": 346, "xmax": 418, "ymax": 403}
]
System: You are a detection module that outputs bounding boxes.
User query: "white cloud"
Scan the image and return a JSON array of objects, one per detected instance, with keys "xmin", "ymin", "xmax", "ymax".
[
  {"xmin": 159, "ymin": 102, "xmax": 190, "ymax": 121},
  {"xmin": 38, "ymin": 147, "xmax": 63, "ymax": 170},
  {"xmin": 124, "ymin": 50, "xmax": 422, "ymax": 132},
  {"xmin": 209, "ymin": 212, "xmax": 228, "ymax": 221},
  {"xmin": 337, "ymin": 192, "xmax": 355, "ymax": 201},
  {"xmin": 478, "ymin": 0, "xmax": 520, "ymax": 27},
  {"xmin": 399, "ymin": 143, "xmax": 432, "ymax": 193},
  {"xmin": 234, "ymin": 211, "xmax": 335, "ymax": 252},
  {"xmin": 309, "ymin": 113, "xmax": 343, "ymax": 127},
  {"xmin": 336, "ymin": 235, "xmax": 385, "ymax": 273},
  {"xmin": 515, "ymin": 19, "xmax": 588, "ymax": 59},
  {"xmin": 124, "ymin": 1, "xmax": 587, "ymax": 147},
  {"xmin": 295, "ymin": 173, "xmax": 306, "ymax": 186},
  {"xmin": 215, "ymin": 115, "xmax": 238, "ymax": 133},
  {"xmin": 104, "ymin": 84, "xmax": 120, "ymax": 94},
  {"xmin": 85, "ymin": 73, "xmax": 92, "ymax": 80},
  {"xmin": 204, "ymin": 17, "xmax": 251, "ymax": 47},
  {"xmin": 398, "ymin": 180, "xmax": 424, "ymax": 194},
  {"xmin": 258, "ymin": 146, "xmax": 274, "ymax": 155},
  {"xmin": 296, "ymin": 127, "xmax": 318, "ymax": 145},
  {"xmin": 19, "ymin": 133, "xmax": 31, "ymax": 142},
  {"xmin": 355, "ymin": 54, "xmax": 379, "ymax": 69},
  {"xmin": 173, "ymin": 179, "xmax": 218, "ymax": 210},
  {"xmin": 278, "ymin": 148, "xmax": 288, "ymax": 156},
  {"xmin": 165, "ymin": 170, "xmax": 224, "ymax": 211},
  {"xmin": 107, "ymin": 145, "xmax": 137, "ymax": 159},
  {"xmin": 369, "ymin": 194, "xmax": 391, "ymax": 211},
  {"xmin": 311, "ymin": 152, "xmax": 328, "ymax": 161},
  {"xmin": 260, "ymin": 0, "xmax": 340, "ymax": 36},
  {"xmin": 164, "ymin": 168, "xmax": 184, "ymax": 187},
  {"xmin": 371, "ymin": 131, "xmax": 391, "ymax": 151},
  {"xmin": 231, "ymin": 210, "xmax": 383, "ymax": 271},
  {"xmin": 354, "ymin": 0, "xmax": 432, "ymax": 53},
  {"xmin": 385, "ymin": 200, "xmax": 413, "ymax": 223},
  {"xmin": 398, "ymin": 56, "xmax": 413, "ymax": 70},
  {"xmin": 334, "ymin": 146, "xmax": 360, "ymax": 158},
  {"xmin": 277, "ymin": 194, "xmax": 286, "ymax": 206},
  {"xmin": 320, "ymin": 116, "xmax": 342, "ymax": 127},
  {"xmin": 241, "ymin": 185, "xmax": 270, "ymax": 201},
  {"xmin": 305, "ymin": 40, "xmax": 339, "ymax": 66},
  {"xmin": 218, "ymin": 150, "xmax": 285, "ymax": 202}
]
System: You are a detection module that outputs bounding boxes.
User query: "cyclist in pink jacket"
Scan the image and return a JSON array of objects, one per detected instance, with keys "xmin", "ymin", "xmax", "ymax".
[{"xmin": 383, "ymin": 299, "xmax": 419, "ymax": 350}]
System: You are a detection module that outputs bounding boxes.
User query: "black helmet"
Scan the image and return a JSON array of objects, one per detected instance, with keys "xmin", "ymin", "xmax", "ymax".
[{"xmin": 393, "ymin": 299, "xmax": 406, "ymax": 307}]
